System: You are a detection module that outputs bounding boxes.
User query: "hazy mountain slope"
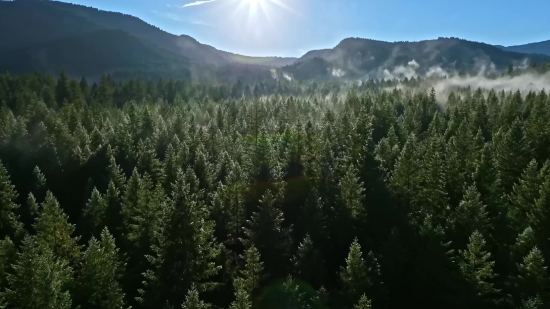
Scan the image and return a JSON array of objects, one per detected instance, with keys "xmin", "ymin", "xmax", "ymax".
[
  {"xmin": 0, "ymin": 29, "xmax": 191, "ymax": 80},
  {"xmin": 282, "ymin": 37, "xmax": 550, "ymax": 80},
  {"xmin": 497, "ymin": 40, "xmax": 550, "ymax": 56},
  {"xmin": 0, "ymin": 0, "xmax": 295, "ymax": 68}
]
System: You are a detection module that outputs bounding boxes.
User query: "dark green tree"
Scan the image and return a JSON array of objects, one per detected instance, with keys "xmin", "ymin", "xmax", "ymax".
[
  {"xmin": 76, "ymin": 228, "xmax": 127, "ymax": 309},
  {"xmin": 140, "ymin": 168, "xmax": 221, "ymax": 308},
  {"xmin": 3, "ymin": 236, "xmax": 72, "ymax": 309}
]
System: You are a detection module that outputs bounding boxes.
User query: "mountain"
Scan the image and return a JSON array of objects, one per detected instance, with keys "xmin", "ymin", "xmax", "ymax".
[
  {"xmin": 0, "ymin": 29, "xmax": 191, "ymax": 80},
  {"xmin": 0, "ymin": 0, "xmax": 295, "ymax": 80},
  {"xmin": 496, "ymin": 40, "xmax": 550, "ymax": 56},
  {"xmin": 1, "ymin": 1, "xmax": 548, "ymax": 81},
  {"xmin": 280, "ymin": 37, "xmax": 550, "ymax": 80}
]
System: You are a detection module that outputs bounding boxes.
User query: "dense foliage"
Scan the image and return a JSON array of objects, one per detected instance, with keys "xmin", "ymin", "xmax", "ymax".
[{"xmin": 0, "ymin": 70, "xmax": 550, "ymax": 309}]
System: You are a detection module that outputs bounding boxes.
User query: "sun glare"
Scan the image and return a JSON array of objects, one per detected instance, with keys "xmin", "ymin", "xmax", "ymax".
[{"xmin": 243, "ymin": 0, "xmax": 265, "ymax": 4}]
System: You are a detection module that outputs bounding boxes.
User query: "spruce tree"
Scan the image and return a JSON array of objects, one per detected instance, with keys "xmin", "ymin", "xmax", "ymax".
[
  {"xmin": 512, "ymin": 227, "xmax": 537, "ymax": 264},
  {"xmin": 355, "ymin": 294, "xmax": 373, "ymax": 309},
  {"xmin": 140, "ymin": 168, "xmax": 220, "ymax": 308},
  {"xmin": 0, "ymin": 161, "xmax": 21, "ymax": 239},
  {"xmin": 3, "ymin": 236, "xmax": 72, "ymax": 309},
  {"xmin": 339, "ymin": 164, "xmax": 366, "ymax": 220},
  {"xmin": 242, "ymin": 189, "xmax": 291, "ymax": 283},
  {"xmin": 450, "ymin": 184, "xmax": 489, "ymax": 246},
  {"xmin": 181, "ymin": 285, "xmax": 210, "ymax": 309},
  {"xmin": 459, "ymin": 231, "xmax": 500, "ymax": 304},
  {"xmin": 520, "ymin": 295, "xmax": 543, "ymax": 309},
  {"xmin": 292, "ymin": 234, "xmax": 324, "ymax": 287},
  {"xmin": 508, "ymin": 160, "xmax": 540, "ymax": 234},
  {"xmin": 229, "ymin": 284, "xmax": 252, "ymax": 309},
  {"xmin": 235, "ymin": 244, "xmax": 264, "ymax": 299},
  {"xmin": 495, "ymin": 120, "xmax": 529, "ymax": 192},
  {"xmin": 517, "ymin": 247, "xmax": 549, "ymax": 303},
  {"xmin": 76, "ymin": 228, "xmax": 127, "ymax": 309},
  {"xmin": 389, "ymin": 134, "xmax": 421, "ymax": 204},
  {"xmin": 34, "ymin": 191, "xmax": 81, "ymax": 265},
  {"xmin": 82, "ymin": 188, "xmax": 107, "ymax": 238},
  {"xmin": 0, "ymin": 237, "xmax": 15, "ymax": 292},
  {"xmin": 340, "ymin": 238, "xmax": 370, "ymax": 301}
]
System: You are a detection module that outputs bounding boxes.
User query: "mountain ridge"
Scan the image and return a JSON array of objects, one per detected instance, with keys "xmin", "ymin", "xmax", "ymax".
[
  {"xmin": 281, "ymin": 36, "xmax": 550, "ymax": 80},
  {"xmin": 1, "ymin": 0, "xmax": 549, "ymax": 81},
  {"xmin": 496, "ymin": 40, "xmax": 550, "ymax": 56}
]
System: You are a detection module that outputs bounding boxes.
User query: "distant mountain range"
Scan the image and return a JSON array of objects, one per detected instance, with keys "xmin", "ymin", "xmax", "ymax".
[
  {"xmin": 495, "ymin": 40, "xmax": 550, "ymax": 56},
  {"xmin": 0, "ymin": 0, "xmax": 548, "ymax": 81},
  {"xmin": 278, "ymin": 37, "xmax": 550, "ymax": 80}
]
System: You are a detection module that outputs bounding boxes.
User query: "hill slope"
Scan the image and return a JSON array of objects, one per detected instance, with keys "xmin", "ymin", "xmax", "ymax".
[
  {"xmin": 0, "ymin": 0, "xmax": 294, "ymax": 79},
  {"xmin": 281, "ymin": 37, "xmax": 550, "ymax": 80},
  {"xmin": 497, "ymin": 40, "xmax": 550, "ymax": 56},
  {"xmin": 0, "ymin": 29, "xmax": 191, "ymax": 79}
]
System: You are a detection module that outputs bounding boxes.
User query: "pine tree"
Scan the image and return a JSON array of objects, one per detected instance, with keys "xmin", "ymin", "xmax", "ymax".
[
  {"xmin": 520, "ymin": 295, "xmax": 543, "ymax": 309},
  {"xmin": 105, "ymin": 181, "xmax": 123, "ymax": 240},
  {"xmin": 181, "ymin": 285, "xmax": 210, "ymax": 309},
  {"xmin": 76, "ymin": 228, "xmax": 126, "ymax": 309},
  {"xmin": 235, "ymin": 244, "xmax": 264, "ymax": 299},
  {"xmin": 34, "ymin": 191, "xmax": 81, "ymax": 264},
  {"xmin": 242, "ymin": 189, "xmax": 291, "ymax": 282},
  {"xmin": 459, "ymin": 231, "xmax": 500, "ymax": 304},
  {"xmin": 3, "ymin": 236, "xmax": 72, "ymax": 309},
  {"xmin": 292, "ymin": 234, "xmax": 324, "ymax": 286},
  {"xmin": 495, "ymin": 120, "xmax": 530, "ymax": 192},
  {"xmin": 509, "ymin": 160, "xmax": 541, "ymax": 234},
  {"xmin": 354, "ymin": 294, "xmax": 373, "ymax": 309},
  {"xmin": 229, "ymin": 284, "xmax": 252, "ymax": 309},
  {"xmin": 122, "ymin": 169, "xmax": 141, "ymax": 232},
  {"xmin": 0, "ymin": 237, "xmax": 15, "ymax": 291},
  {"xmin": 517, "ymin": 247, "xmax": 549, "ymax": 302},
  {"xmin": 527, "ymin": 172, "xmax": 550, "ymax": 250},
  {"xmin": 389, "ymin": 135, "xmax": 421, "ymax": 204},
  {"xmin": 417, "ymin": 136, "xmax": 449, "ymax": 226},
  {"xmin": 512, "ymin": 227, "xmax": 537, "ymax": 264},
  {"xmin": 450, "ymin": 185, "xmax": 489, "ymax": 246},
  {"xmin": 340, "ymin": 238, "xmax": 370, "ymax": 301},
  {"xmin": 0, "ymin": 161, "xmax": 21, "ymax": 239},
  {"xmin": 339, "ymin": 164, "xmax": 366, "ymax": 220},
  {"xmin": 82, "ymin": 188, "xmax": 107, "ymax": 238},
  {"xmin": 140, "ymin": 168, "xmax": 221, "ymax": 308}
]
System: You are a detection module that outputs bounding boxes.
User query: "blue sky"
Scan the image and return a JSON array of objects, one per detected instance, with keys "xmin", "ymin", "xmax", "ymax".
[{"xmin": 67, "ymin": 0, "xmax": 550, "ymax": 57}]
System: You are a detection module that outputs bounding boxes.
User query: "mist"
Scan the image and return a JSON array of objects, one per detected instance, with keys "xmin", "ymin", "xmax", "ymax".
[{"xmin": 430, "ymin": 72, "xmax": 550, "ymax": 105}]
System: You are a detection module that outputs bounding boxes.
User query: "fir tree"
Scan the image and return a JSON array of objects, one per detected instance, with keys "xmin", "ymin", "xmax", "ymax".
[
  {"xmin": 0, "ymin": 161, "xmax": 21, "ymax": 239},
  {"xmin": 229, "ymin": 284, "xmax": 252, "ymax": 309},
  {"xmin": 181, "ymin": 285, "xmax": 210, "ymax": 309},
  {"xmin": 3, "ymin": 236, "xmax": 72, "ymax": 309},
  {"xmin": 517, "ymin": 247, "xmax": 548, "ymax": 303},
  {"xmin": 33, "ymin": 191, "xmax": 81, "ymax": 264},
  {"xmin": 140, "ymin": 168, "xmax": 221, "ymax": 308},
  {"xmin": 242, "ymin": 189, "xmax": 291, "ymax": 283},
  {"xmin": 82, "ymin": 188, "xmax": 107, "ymax": 238},
  {"xmin": 292, "ymin": 234, "xmax": 324, "ymax": 286},
  {"xmin": 355, "ymin": 294, "xmax": 373, "ymax": 309},
  {"xmin": 509, "ymin": 160, "xmax": 541, "ymax": 234},
  {"xmin": 459, "ymin": 231, "xmax": 500, "ymax": 304},
  {"xmin": 235, "ymin": 244, "xmax": 264, "ymax": 299},
  {"xmin": 76, "ymin": 228, "xmax": 127, "ymax": 309},
  {"xmin": 340, "ymin": 238, "xmax": 370, "ymax": 301}
]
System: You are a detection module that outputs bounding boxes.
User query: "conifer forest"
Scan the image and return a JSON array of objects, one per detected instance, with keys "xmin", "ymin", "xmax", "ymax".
[{"xmin": 1, "ymin": 71, "xmax": 550, "ymax": 309}]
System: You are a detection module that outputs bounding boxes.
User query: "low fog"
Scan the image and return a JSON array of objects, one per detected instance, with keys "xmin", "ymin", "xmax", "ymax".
[
  {"xmin": 430, "ymin": 72, "xmax": 550, "ymax": 105},
  {"xmin": 379, "ymin": 58, "xmax": 550, "ymax": 106}
]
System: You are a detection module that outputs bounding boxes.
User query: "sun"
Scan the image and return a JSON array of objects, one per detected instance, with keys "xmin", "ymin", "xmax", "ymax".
[{"xmin": 243, "ymin": 0, "xmax": 266, "ymax": 5}]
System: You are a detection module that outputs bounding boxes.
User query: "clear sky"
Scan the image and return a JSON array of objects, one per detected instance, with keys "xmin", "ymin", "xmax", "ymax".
[{"xmin": 66, "ymin": 0, "xmax": 550, "ymax": 58}]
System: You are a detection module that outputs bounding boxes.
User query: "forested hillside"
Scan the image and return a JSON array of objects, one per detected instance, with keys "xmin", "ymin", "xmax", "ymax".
[
  {"xmin": 282, "ymin": 37, "xmax": 550, "ymax": 80},
  {"xmin": 1, "ymin": 70, "xmax": 550, "ymax": 309},
  {"xmin": 0, "ymin": 0, "xmax": 296, "ymax": 80}
]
